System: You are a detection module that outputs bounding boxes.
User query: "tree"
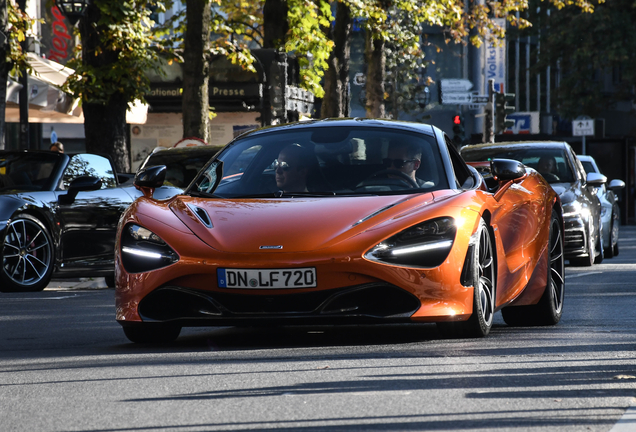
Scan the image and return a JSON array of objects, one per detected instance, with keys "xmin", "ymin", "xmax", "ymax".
[
  {"xmin": 533, "ymin": 0, "xmax": 633, "ymax": 119},
  {"xmin": 348, "ymin": 0, "xmax": 598, "ymax": 120},
  {"xmin": 0, "ymin": 0, "xmax": 35, "ymax": 150},
  {"xmin": 182, "ymin": 0, "xmax": 211, "ymax": 142},
  {"xmin": 320, "ymin": 1, "xmax": 351, "ymax": 118},
  {"xmin": 64, "ymin": 1, "xmax": 162, "ymax": 173}
]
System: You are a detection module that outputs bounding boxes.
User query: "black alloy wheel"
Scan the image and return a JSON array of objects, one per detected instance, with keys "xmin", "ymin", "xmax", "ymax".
[
  {"xmin": 501, "ymin": 209, "xmax": 565, "ymax": 326},
  {"xmin": 437, "ymin": 218, "xmax": 495, "ymax": 338},
  {"xmin": 0, "ymin": 214, "xmax": 54, "ymax": 293}
]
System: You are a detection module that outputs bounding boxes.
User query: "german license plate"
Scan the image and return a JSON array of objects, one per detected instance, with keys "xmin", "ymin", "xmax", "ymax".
[{"xmin": 217, "ymin": 268, "xmax": 317, "ymax": 289}]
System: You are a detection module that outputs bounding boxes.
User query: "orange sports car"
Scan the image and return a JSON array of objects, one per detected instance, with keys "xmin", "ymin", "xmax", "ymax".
[{"xmin": 115, "ymin": 119, "xmax": 564, "ymax": 343}]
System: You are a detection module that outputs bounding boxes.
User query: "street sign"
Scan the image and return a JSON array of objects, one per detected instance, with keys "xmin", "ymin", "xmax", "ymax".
[
  {"xmin": 572, "ymin": 119, "xmax": 594, "ymax": 136},
  {"xmin": 441, "ymin": 92, "xmax": 472, "ymax": 104},
  {"xmin": 440, "ymin": 79, "xmax": 473, "ymax": 93},
  {"xmin": 441, "ymin": 93, "xmax": 488, "ymax": 105},
  {"xmin": 471, "ymin": 95, "xmax": 489, "ymax": 104}
]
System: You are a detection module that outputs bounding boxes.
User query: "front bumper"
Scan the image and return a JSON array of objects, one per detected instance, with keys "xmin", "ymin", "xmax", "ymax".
[{"xmin": 563, "ymin": 214, "xmax": 589, "ymax": 258}]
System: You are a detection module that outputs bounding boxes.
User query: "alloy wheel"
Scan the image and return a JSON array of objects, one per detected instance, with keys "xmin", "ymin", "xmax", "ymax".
[{"xmin": 2, "ymin": 218, "xmax": 53, "ymax": 288}]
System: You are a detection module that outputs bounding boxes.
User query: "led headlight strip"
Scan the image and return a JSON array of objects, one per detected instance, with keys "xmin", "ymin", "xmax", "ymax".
[
  {"xmin": 121, "ymin": 224, "xmax": 179, "ymax": 273},
  {"xmin": 365, "ymin": 217, "xmax": 457, "ymax": 268}
]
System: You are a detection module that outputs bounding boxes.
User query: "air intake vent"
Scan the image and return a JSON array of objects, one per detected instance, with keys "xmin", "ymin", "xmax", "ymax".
[{"xmin": 187, "ymin": 204, "xmax": 213, "ymax": 228}]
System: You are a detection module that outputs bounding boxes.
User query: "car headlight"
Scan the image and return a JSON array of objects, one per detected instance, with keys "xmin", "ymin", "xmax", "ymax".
[
  {"xmin": 121, "ymin": 223, "xmax": 179, "ymax": 273},
  {"xmin": 364, "ymin": 217, "xmax": 456, "ymax": 268},
  {"xmin": 562, "ymin": 201, "xmax": 589, "ymax": 219}
]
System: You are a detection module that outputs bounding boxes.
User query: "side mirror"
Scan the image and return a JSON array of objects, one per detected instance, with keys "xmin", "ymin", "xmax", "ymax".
[
  {"xmin": 59, "ymin": 176, "xmax": 102, "ymax": 205},
  {"xmin": 491, "ymin": 158, "xmax": 526, "ymax": 182},
  {"xmin": 608, "ymin": 179, "xmax": 625, "ymax": 191},
  {"xmin": 586, "ymin": 172, "xmax": 607, "ymax": 187},
  {"xmin": 134, "ymin": 165, "xmax": 166, "ymax": 198}
]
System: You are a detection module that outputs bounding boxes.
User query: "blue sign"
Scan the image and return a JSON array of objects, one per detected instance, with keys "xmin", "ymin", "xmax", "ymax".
[{"xmin": 504, "ymin": 112, "xmax": 539, "ymax": 134}]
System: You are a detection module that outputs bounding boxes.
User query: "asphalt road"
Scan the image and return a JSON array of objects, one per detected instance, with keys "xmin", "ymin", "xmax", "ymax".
[{"xmin": 1, "ymin": 229, "xmax": 635, "ymax": 431}]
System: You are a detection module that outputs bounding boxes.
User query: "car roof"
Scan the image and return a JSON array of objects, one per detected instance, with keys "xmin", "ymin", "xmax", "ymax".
[
  {"xmin": 236, "ymin": 118, "xmax": 439, "ymax": 139},
  {"xmin": 461, "ymin": 141, "xmax": 570, "ymax": 152}
]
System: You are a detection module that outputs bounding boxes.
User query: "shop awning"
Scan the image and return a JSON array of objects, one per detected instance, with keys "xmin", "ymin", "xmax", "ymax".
[{"xmin": 4, "ymin": 54, "xmax": 147, "ymax": 124}]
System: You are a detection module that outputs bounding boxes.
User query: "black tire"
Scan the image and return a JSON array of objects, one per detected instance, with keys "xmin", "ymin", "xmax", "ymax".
[
  {"xmin": 122, "ymin": 323, "xmax": 182, "ymax": 343},
  {"xmin": 437, "ymin": 219, "xmax": 495, "ymax": 338},
  {"xmin": 0, "ymin": 214, "xmax": 54, "ymax": 293},
  {"xmin": 104, "ymin": 273, "xmax": 116, "ymax": 287},
  {"xmin": 605, "ymin": 216, "xmax": 619, "ymax": 258},
  {"xmin": 594, "ymin": 223, "xmax": 604, "ymax": 264},
  {"xmin": 502, "ymin": 210, "xmax": 565, "ymax": 326}
]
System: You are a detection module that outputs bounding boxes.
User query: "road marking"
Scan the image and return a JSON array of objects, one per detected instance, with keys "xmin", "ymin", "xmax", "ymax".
[
  {"xmin": 565, "ymin": 271, "xmax": 602, "ymax": 279},
  {"xmin": 609, "ymin": 404, "xmax": 636, "ymax": 432}
]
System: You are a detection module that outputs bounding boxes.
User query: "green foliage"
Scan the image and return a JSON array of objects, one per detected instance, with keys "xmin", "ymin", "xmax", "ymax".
[
  {"xmin": 6, "ymin": 0, "xmax": 40, "ymax": 75},
  {"xmin": 285, "ymin": 0, "xmax": 333, "ymax": 97},
  {"xmin": 533, "ymin": 0, "xmax": 632, "ymax": 118},
  {"xmin": 63, "ymin": 0, "xmax": 166, "ymax": 107}
]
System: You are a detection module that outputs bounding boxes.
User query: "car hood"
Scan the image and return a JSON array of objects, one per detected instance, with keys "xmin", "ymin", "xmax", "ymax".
[
  {"xmin": 550, "ymin": 182, "xmax": 579, "ymax": 204},
  {"xmin": 169, "ymin": 193, "xmax": 443, "ymax": 253}
]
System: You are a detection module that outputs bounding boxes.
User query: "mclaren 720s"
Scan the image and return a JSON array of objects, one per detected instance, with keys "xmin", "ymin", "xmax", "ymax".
[{"xmin": 114, "ymin": 119, "xmax": 565, "ymax": 343}]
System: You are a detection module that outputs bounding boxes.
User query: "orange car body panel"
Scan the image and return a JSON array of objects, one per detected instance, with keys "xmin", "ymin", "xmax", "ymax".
[{"xmin": 115, "ymin": 167, "xmax": 558, "ymax": 326}]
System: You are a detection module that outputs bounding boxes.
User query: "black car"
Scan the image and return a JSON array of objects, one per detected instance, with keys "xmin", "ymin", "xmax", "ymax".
[
  {"xmin": 136, "ymin": 145, "xmax": 224, "ymax": 197},
  {"xmin": 461, "ymin": 141, "xmax": 606, "ymax": 266},
  {"xmin": 0, "ymin": 151, "xmax": 145, "ymax": 292}
]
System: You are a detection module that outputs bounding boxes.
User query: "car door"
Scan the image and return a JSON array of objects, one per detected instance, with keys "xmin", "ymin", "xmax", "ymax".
[{"xmin": 56, "ymin": 154, "xmax": 136, "ymax": 271}]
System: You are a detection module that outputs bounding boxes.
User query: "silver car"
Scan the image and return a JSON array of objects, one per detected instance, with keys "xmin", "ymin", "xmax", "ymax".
[{"xmin": 578, "ymin": 155, "xmax": 625, "ymax": 258}]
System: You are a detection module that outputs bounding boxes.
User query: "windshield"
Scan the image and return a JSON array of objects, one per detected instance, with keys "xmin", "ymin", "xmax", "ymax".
[
  {"xmin": 462, "ymin": 146, "xmax": 575, "ymax": 184},
  {"xmin": 580, "ymin": 160, "xmax": 597, "ymax": 175},
  {"xmin": 143, "ymin": 148, "xmax": 220, "ymax": 188},
  {"xmin": 190, "ymin": 126, "xmax": 448, "ymax": 198},
  {"xmin": 0, "ymin": 152, "xmax": 62, "ymax": 192}
]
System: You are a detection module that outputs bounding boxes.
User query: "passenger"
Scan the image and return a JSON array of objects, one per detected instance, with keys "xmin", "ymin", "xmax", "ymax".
[
  {"xmin": 275, "ymin": 144, "xmax": 313, "ymax": 193},
  {"xmin": 384, "ymin": 141, "xmax": 422, "ymax": 187}
]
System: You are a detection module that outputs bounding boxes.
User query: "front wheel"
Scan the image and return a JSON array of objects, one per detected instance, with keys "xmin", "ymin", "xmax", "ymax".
[
  {"xmin": 437, "ymin": 218, "xmax": 495, "ymax": 338},
  {"xmin": 0, "ymin": 214, "xmax": 54, "ymax": 292},
  {"xmin": 502, "ymin": 210, "xmax": 565, "ymax": 326}
]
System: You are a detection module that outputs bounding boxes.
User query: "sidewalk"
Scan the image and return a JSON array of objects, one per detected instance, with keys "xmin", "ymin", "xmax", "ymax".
[{"xmin": 46, "ymin": 277, "xmax": 110, "ymax": 290}]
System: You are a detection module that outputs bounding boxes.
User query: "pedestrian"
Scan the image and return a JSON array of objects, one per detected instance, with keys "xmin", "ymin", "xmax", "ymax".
[{"xmin": 50, "ymin": 142, "xmax": 64, "ymax": 153}]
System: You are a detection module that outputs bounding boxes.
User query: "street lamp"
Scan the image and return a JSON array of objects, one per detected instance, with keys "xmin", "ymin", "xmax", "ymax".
[{"xmin": 54, "ymin": 0, "xmax": 91, "ymax": 25}]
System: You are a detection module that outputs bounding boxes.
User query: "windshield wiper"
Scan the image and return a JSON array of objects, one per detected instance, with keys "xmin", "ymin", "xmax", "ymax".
[{"xmin": 275, "ymin": 191, "xmax": 337, "ymax": 198}]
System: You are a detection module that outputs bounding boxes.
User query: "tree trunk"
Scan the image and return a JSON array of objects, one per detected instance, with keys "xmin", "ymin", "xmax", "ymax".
[
  {"xmin": 182, "ymin": 0, "xmax": 211, "ymax": 142},
  {"xmin": 263, "ymin": 0, "xmax": 288, "ymax": 49},
  {"xmin": 364, "ymin": 31, "xmax": 385, "ymax": 119},
  {"xmin": 320, "ymin": 2, "xmax": 351, "ymax": 118},
  {"xmin": 0, "ymin": 0, "xmax": 8, "ymax": 149},
  {"xmin": 78, "ymin": 3, "xmax": 130, "ymax": 173}
]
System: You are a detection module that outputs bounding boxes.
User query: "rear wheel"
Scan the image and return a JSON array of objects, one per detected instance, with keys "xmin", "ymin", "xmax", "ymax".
[
  {"xmin": 0, "ymin": 214, "xmax": 54, "ymax": 293},
  {"xmin": 502, "ymin": 210, "xmax": 565, "ymax": 326},
  {"xmin": 437, "ymin": 219, "xmax": 495, "ymax": 338},
  {"xmin": 122, "ymin": 323, "xmax": 182, "ymax": 344}
]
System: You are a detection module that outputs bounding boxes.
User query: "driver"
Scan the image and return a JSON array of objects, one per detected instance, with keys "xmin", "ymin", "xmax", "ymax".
[
  {"xmin": 275, "ymin": 144, "xmax": 312, "ymax": 193},
  {"xmin": 384, "ymin": 141, "xmax": 422, "ymax": 187},
  {"xmin": 537, "ymin": 156, "xmax": 559, "ymax": 181}
]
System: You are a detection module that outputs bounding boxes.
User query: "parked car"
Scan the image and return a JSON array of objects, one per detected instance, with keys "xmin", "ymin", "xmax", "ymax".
[
  {"xmin": 578, "ymin": 155, "xmax": 625, "ymax": 257},
  {"xmin": 461, "ymin": 141, "xmax": 605, "ymax": 266},
  {"xmin": 0, "ymin": 150, "xmax": 148, "ymax": 292},
  {"xmin": 136, "ymin": 145, "xmax": 224, "ymax": 198},
  {"xmin": 115, "ymin": 119, "xmax": 564, "ymax": 343}
]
